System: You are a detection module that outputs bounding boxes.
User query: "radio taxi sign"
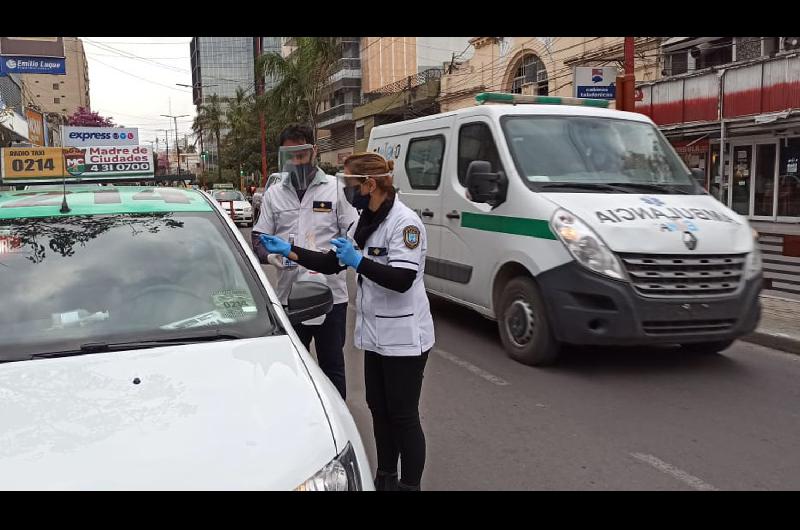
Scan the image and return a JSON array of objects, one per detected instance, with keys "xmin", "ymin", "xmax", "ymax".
[
  {"xmin": 1, "ymin": 145, "xmax": 155, "ymax": 184},
  {"xmin": 1, "ymin": 147, "xmax": 65, "ymax": 182}
]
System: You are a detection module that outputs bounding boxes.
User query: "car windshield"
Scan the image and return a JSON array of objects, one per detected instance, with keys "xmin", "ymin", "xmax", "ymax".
[
  {"xmin": 500, "ymin": 115, "xmax": 702, "ymax": 194},
  {"xmin": 214, "ymin": 191, "xmax": 245, "ymax": 201},
  {"xmin": 0, "ymin": 212, "xmax": 278, "ymax": 359}
]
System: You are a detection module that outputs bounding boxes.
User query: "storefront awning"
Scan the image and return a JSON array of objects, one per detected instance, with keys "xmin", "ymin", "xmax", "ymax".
[{"xmin": 0, "ymin": 109, "xmax": 29, "ymax": 143}]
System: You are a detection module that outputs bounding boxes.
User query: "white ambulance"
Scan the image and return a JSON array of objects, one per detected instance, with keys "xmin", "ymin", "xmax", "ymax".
[{"xmin": 367, "ymin": 92, "xmax": 762, "ymax": 366}]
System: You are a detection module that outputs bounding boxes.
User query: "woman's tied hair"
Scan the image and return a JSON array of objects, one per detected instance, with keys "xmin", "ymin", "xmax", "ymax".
[{"xmin": 344, "ymin": 152, "xmax": 396, "ymax": 196}]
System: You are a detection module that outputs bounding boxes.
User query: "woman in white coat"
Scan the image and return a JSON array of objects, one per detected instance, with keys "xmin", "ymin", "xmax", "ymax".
[{"xmin": 260, "ymin": 152, "xmax": 434, "ymax": 491}]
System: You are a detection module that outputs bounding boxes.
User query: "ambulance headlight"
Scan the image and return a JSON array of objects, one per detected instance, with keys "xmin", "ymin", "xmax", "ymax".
[
  {"xmin": 746, "ymin": 228, "xmax": 762, "ymax": 280},
  {"xmin": 551, "ymin": 209, "xmax": 626, "ymax": 281}
]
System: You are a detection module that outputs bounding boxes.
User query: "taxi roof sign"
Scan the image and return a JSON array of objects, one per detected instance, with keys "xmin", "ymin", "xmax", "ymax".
[
  {"xmin": 1, "ymin": 145, "xmax": 155, "ymax": 185},
  {"xmin": 0, "ymin": 186, "xmax": 212, "ymax": 220},
  {"xmin": 475, "ymin": 92, "xmax": 611, "ymax": 108}
]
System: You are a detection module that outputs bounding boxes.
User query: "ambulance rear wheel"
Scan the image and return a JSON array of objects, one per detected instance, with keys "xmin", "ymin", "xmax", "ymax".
[{"xmin": 497, "ymin": 276, "xmax": 561, "ymax": 366}]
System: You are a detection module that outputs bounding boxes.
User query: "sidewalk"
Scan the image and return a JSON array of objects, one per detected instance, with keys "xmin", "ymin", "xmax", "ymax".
[{"xmin": 743, "ymin": 295, "xmax": 800, "ymax": 355}]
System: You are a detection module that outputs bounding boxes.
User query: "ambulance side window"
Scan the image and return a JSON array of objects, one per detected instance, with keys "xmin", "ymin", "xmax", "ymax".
[
  {"xmin": 405, "ymin": 135, "xmax": 445, "ymax": 190},
  {"xmin": 457, "ymin": 122, "xmax": 505, "ymax": 187}
]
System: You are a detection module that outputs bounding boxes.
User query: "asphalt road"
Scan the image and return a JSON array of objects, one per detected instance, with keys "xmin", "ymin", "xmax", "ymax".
[{"xmin": 243, "ymin": 227, "xmax": 800, "ymax": 491}]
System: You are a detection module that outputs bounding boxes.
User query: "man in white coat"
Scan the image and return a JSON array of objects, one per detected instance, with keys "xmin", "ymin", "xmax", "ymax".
[{"xmin": 252, "ymin": 124, "xmax": 358, "ymax": 398}]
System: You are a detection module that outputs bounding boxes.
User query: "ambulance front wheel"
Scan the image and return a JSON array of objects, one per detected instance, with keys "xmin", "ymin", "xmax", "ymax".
[{"xmin": 497, "ymin": 276, "xmax": 561, "ymax": 366}]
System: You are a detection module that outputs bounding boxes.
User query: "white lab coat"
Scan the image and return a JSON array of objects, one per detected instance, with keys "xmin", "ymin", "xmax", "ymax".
[
  {"xmin": 254, "ymin": 169, "xmax": 358, "ymax": 305},
  {"xmin": 353, "ymin": 198, "xmax": 435, "ymax": 357}
]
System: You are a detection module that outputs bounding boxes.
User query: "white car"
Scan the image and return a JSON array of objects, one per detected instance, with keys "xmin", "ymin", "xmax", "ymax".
[
  {"xmin": 212, "ymin": 189, "xmax": 254, "ymax": 227},
  {"xmin": 0, "ymin": 185, "xmax": 372, "ymax": 490}
]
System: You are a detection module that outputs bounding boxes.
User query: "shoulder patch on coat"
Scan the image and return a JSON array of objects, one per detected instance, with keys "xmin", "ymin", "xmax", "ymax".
[{"xmin": 402, "ymin": 225, "xmax": 421, "ymax": 249}]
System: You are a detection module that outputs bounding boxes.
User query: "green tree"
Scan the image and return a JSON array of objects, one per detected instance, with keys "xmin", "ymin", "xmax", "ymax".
[
  {"xmin": 221, "ymin": 88, "xmax": 261, "ymax": 179},
  {"xmin": 256, "ymin": 37, "xmax": 343, "ymax": 141},
  {"xmin": 192, "ymin": 94, "xmax": 225, "ymax": 180}
]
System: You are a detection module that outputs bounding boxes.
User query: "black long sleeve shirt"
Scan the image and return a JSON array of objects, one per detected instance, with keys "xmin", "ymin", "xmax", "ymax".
[{"xmin": 291, "ymin": 245, "xmax": 416, "ymax": 293}]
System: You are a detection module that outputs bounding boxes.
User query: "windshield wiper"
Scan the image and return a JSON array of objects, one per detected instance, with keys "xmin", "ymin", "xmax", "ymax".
[
  {"xmin": 539, "ymin": 182, "xmax": 629, "ymax": 193},
  {"xmin": 605, "ymin": 182, "xmax": 693, "ymax": 195},
  {"xmin": 29, "ymin": 331, "xmax": 247, "ymax": 360}
]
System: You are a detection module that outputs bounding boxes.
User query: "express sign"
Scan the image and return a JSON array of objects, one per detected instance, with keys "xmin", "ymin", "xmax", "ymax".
[{"xmin": 62, "ymin": 126, "xmax": 140, "ymax": 147}]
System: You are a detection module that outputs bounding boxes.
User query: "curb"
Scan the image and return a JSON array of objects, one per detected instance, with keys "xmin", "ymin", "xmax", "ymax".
[{"xmin": 741, "ymin": 330, "xmax": 800, "ymax": 356}]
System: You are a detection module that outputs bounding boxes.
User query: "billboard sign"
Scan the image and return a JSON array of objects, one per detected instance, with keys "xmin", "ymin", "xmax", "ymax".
[
  {"xmin": 574, "ymin": 66, "xmax": 618, "ymax": 100},
  {"xmin": 25, "ymin": 109, "xmax": 45, "ymax": 146},
  {"xmin": 0, "ymin": 56, "xmax": 66, "ymax": 75},
  {"xmin": 62, "ymin": 126, "xmax": 140, "ymax": 147}
]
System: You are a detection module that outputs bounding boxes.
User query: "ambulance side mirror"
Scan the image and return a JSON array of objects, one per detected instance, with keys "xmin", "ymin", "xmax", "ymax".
[
  {"xmin": 465, "ymin": 160, "xmax": 507, "ymax": 208},
  {"xmin": 287, "ymin": 281, "xmax": 333, "ymax": 325}
]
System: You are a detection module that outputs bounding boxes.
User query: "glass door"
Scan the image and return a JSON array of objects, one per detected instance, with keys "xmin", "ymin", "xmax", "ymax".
[
  {"xmin": 730, "ymin": 144, "xmax": 753, "ymax": 215},
  {"xmin": 752, "ymin": 142, "xmax": 778, "ymax": 219}
]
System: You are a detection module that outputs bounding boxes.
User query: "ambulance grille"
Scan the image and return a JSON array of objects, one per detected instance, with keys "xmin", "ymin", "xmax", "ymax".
[{"xmin": 620, "ymin": 253, "xmax": 747, "ymax": 298}]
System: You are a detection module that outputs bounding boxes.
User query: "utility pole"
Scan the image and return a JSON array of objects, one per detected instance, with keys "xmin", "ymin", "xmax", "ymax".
[
  {"xmin": 254, "ymin": 36, "xmax": 268, "ymax": 187},
  {"xmin": 162, "ymin": 129, "xmax": 171, "ymax": 175},
  {"xmin": 615, "ymin": 37, "xmax": 636, "ymax": 112},
  {"xmin": 162, "ymin": 113, "xmax": 189, "ymax": 176}
]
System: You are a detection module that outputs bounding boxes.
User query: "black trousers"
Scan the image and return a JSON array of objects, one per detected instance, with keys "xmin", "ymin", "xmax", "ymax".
[
  {"xmin": 295, "ymin": 302, "xmax": 348, "ymax": 399},
  {"xmin": 364, "ymin": 349, "xmax": 429, "ymax": 487}
]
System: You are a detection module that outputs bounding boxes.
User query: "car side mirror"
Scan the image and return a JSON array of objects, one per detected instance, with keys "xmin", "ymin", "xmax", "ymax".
[
  {"xmin": 465, "ymin": 160, "xmax": 507, "ymax": 208},
  {"xmin": 287, "ymin": 281, "xmax": 333, "ymax": 325}
]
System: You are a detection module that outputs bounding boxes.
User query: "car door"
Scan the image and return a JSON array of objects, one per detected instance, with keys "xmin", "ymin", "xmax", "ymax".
[
  {"xmin": 439, "ymin": 117, "xmax": 507, "ymax": 308},
  {"xmin": 390, "ymin": 133, "xmax": 446, "ymax": 291}
]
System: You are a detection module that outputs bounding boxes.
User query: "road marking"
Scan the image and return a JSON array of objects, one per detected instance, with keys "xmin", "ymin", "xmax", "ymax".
[
  {"xmin": 631, "ymin": 453, "xmax": 719, "ymax": 491},
  {"xmin": 434, "ymin": 349, "xmax": 510, "ymax": 386}
]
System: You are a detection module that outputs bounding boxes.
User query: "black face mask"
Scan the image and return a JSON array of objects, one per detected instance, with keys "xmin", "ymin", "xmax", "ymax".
[{"xmin": 344, "ymin": 184, "xmax": 370, "ymax": 210}]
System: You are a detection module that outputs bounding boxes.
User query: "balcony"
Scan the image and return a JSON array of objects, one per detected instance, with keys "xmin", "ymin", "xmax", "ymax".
[
  {"xmin": 362, "ymin": 68, "xmax": 443, "ymax": 104},
  {"xmin": 318, "ymin": 103, "xmax": 356, "ymax": 129}
]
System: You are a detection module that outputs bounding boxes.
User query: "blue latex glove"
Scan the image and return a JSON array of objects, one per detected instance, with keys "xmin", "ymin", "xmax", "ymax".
[
  {"xmin": 331, "ymin": 237, "xmax": 362, "ymax": 269},
  {"xmin": 260, "ymin": 234, "xmax": 291, "ymax": 257}
]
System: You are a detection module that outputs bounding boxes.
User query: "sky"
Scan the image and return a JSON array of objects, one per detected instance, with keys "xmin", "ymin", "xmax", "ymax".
[{"xmin": 80, "ymin": 37, "xmax": 196, "ymax": 151}]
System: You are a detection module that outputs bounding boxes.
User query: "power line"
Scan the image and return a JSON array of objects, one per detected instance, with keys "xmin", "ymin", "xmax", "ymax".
[{"xmin": 86, "ymin": 55, "xmax": 192, "ymax": 93}]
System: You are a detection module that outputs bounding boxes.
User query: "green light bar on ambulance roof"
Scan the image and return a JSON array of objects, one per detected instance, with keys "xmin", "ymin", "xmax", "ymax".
[{"xmin": 475, "ymin": 92, "xmax": 610, "ymax": 108}]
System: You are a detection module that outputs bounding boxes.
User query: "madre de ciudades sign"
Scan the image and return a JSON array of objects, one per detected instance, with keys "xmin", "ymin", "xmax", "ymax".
[{"xmin": 77, "ymin": 146, "xmax": 154, "ymax": 178}]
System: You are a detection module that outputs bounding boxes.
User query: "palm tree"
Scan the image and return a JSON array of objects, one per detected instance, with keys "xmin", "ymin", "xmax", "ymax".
[
  {"xmin": 192, "ymin": 94, "xmax": 225, "ymax": 180},
  {"xmin": 256, "ymin": 37, "xmax": 342, "ymax": 141}
]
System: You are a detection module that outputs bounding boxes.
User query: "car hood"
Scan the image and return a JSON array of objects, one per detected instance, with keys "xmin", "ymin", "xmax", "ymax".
[
  {"xmin": 0, "ymin": 337, "xmax": 336, "ymax": 490},
  {"xmin": 542, "ymin": 193, "xmax": 754, "ymax": 254}
]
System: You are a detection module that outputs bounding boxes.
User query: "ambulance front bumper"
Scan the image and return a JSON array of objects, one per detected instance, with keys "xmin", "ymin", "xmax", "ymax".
[{"xmin": 538, "ymin": 262, "xmax": 762, "ymax": 346}]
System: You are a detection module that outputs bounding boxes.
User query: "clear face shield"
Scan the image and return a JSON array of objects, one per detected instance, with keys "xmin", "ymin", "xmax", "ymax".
[
  {"xmin": 279, "ymin": 144, "xmax": 317, "ymax": 192},
  {"xmin": 335, "ymin": 171, "xmax": 392, "ymax": 211}
]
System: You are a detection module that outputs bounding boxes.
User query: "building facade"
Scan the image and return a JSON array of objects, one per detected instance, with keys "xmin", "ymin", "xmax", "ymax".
[
  {"xmin": 438, "ymin": 37, "xmax": 663, "ymax": 112},
  {"xmin": 20, "ymin": 37, "xmax": 89, "ymax": 117},
  {"xmin": 190, "ymin": 37, "xmax": 281, "ymax": 175},
  {"xmin": 636, "ymin": 37, "xmax": 800, "ymax": 299}
]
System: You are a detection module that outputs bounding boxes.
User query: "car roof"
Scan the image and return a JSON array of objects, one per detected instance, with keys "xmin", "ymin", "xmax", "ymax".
[{"xmin": 0, "ymin": 186, "xmax": 213, "ymax": 220}]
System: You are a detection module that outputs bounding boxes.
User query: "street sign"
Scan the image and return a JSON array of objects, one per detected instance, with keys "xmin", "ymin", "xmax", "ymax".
[{"xmin": 573, "ymin": 66, "xmax": 619, "ymax": 100}]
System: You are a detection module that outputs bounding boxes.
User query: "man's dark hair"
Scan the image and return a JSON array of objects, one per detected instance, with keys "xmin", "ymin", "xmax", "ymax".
[{"xmin": 279, "ymin": 124, "xmax": 314, "ymax": 146}]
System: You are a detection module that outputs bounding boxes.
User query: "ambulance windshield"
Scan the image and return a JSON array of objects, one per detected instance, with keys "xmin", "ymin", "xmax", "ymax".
[{"xmin": 501, "ymin": 116, "xmax": 703, "ymax": 194}]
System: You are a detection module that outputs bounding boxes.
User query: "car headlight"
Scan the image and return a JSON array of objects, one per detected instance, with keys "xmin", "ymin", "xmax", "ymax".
[
  {"xmin": 551, "ymin": 208, "xmax": 626, "ymax": 280},
  {"xmin": 295, "ymin": 442, "xmax": 362, "ymax": 491},
  {"xmin": 746, "ymin": 228, "xmax": 762, "ymax": 279}
]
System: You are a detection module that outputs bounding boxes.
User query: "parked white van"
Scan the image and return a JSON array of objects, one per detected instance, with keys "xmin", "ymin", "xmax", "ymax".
[{"xmin": 368, "ymin": 92, "xmax": 762, "ymax": 365}]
